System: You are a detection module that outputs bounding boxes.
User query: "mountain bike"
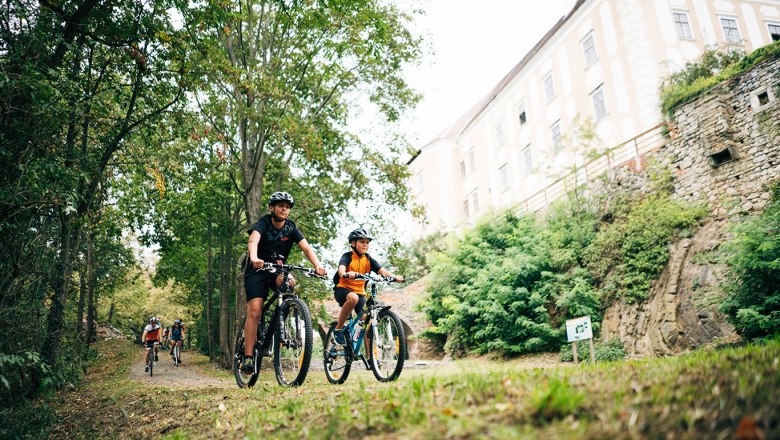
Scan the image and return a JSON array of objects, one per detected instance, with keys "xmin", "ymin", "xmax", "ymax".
[
  {"xmin": 324, "ymin": 274, "xmax": 406, "ymax": 384},
  {"xmin": 172, "ymin": 341, "xmax": 181, "ymax": 367},
  {"xmin": 145, "ymin": 342, "xmax": 158, "ymax": 377},
  {"xmin": 233, "ymin": 261, "xmax": 321, "ymax": 388}
]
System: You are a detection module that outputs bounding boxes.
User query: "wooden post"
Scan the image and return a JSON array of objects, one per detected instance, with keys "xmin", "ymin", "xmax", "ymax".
[
  {"xmin": 572, "ymin": 341, "xmax": 578, "ymax": 364},
  {"xmin": 589, "ymin": 338, "xmax": 595, "ymax": 363}
]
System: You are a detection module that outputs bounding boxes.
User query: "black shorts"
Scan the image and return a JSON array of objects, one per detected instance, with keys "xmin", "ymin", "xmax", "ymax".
[
  {"xmin": 245, "ymin": 271, "xmax": 278, "ymax": 301},
  {"xmin": 334, "ymin": 287, "xmax": 366, "ymax": 316},
  {"xmin": 145, "ymin": 340, "xmax": 159, "ymax": 349}
]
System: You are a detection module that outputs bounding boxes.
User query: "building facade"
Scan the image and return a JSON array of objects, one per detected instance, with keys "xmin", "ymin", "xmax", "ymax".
[{"xmin": 407, "ymin": 0, "xmax": 780, "ymax": 239}]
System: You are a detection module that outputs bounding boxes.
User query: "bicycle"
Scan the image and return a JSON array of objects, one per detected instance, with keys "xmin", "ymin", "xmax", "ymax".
[
  {"xmin": 144, "ymin": 342, "xmax": 158, "ymax": 377},
  {"xmin": 172, "ymin": 341, "xmax": 181, "ymax": 367},
  {"xmin": 233, "ymin": 261, "xmax": 322, "ymax": 388},
  {"xmin": 324, "ymin": 274, "xmax": 406, "ymax": 384}
]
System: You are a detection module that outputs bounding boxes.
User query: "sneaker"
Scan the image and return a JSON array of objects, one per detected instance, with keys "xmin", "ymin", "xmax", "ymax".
[
  {"xmin": 145, "ymin": 366, "xmax": 149, "ymax": 372},
  {"xmin": 333, "ymin": 329, "xmax": 347, "ymax": 345},
  {"xmin": 155, "ymin": 355, "xmax": 159, "ymax": 361},
  {"xmin": 242, "ymin": 356, "xmax": 255, "ymax": 373}
]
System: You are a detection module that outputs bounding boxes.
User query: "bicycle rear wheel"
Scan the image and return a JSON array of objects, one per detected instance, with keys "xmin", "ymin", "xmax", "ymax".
[
  {"xmin": 273, "ymin": 298, "xmax": 313, "ymax": 387},
  {"xmin": 369, "ymin": 309, "xmax": 406, "ymax": 382},
  {"xmin": 233, "ymin": 316, "xmax": 260, "ymax": 388},
  {"xmin": 323, "ymin": 323, "xmax": 351, "ymax": 384}
]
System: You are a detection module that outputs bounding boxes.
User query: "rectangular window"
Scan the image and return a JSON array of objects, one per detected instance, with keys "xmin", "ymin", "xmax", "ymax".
[
  {"xmin": 522, "ymin": 145, "xmax": 533, "ymax": 176},
  {"xmin": 673, "ymin": 11, "xmax": 693, "ymax": 40},
  {"xmin": 499, "ymin": 164, "xmax": 509, "ymax": 192},
  {"xmin": 550, "ymin": 121, "xmax": 562, "ymax": 150},
  {"xmin": 582, "ymin": 34, "xmax": 598, "ymax": 68},
  {"xmin": 462, "ymin": 199, "xmax": 470, "ymax": 218},
  {"xmin": 470, "ymin": 189, "xmax": 479, "ymax": 213},
  {"xmin": 517, "ymin": 102, "xmax": 527, "ymax": 126},
  {"xmin": 591, "ymin": 85, "xmax": 607, "ymax": 121},
  {"xmin": 460, "ymin": 160, "xmax": 466, "ymax": 177},
  {"xmin": 468, "ymin": 149, "xmax": 476, "ymax": 172},
  {"xmin": 543, "ymin": 73, "xmax": 555, "ymax": 103},
  {"xmin": 720, "ymin": 17, "xmax": 741, "ymax": 44},
  {"xmin": 416, "ymin": 171, "xmax": 424, "ymax": 193},
  {"xmin": 769, "ymin": 23, "xmax": 780, "ymax": 42},
  {"xmin": 495, "ymin": 124, "xmax": 505, "ymax": 148}
]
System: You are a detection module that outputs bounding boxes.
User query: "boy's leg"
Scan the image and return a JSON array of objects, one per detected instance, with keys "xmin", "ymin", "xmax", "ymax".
[
  {"xmin": 244, "ymin": 297, "xmax": 264, "ymax": 356},
  {"xmin": 336, "ymin": 292, "xmax": 359, "ymax": 330}
]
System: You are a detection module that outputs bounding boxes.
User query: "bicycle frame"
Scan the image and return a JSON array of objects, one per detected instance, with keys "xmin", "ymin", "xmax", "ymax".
[{"xmin": 339, "ymin": 275, "xmax": 394, "ymax": 362}]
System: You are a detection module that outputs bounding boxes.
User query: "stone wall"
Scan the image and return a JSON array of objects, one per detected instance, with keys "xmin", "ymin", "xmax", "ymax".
[{"xmin": 601, "ymin": 57, "xmax": 780, "ymax": 357}]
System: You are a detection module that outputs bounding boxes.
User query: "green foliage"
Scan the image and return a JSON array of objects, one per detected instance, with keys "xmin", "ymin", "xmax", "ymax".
[
  {"xmin": 387, "ymin": 231, "xmax": 449, "ymax": 282},
  {"xmin": 559, "ymin": 338, "xmax": 627, "ymax": 362},
  {"xmin": 529, "ymin": 378, "xmax": 584, "ymax": 420},
  {"xmin": 721, "ymin": 183, "xmax": 780, "ymax": 339},
  {"xmin": 660, "ymin": 41, "xmax": 780, "ymax": 116},
  {"xmin": 585, "ymin": 195, "xmax": 707, "ymax": 303}
]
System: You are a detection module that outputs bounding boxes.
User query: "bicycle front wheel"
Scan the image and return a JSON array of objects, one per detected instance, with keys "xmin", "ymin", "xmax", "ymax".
[
  {"xmin": 273, "ymin": 298, "xmax": 313, "ymax": 387},
  {"xmin": 324, "ymin": 323, "xmax": 351, "ymax": 384},
  {"xmin": 369, "ymin": 309, "xmax": 406, "ymax": 382},
  {"xmin": 234, "ymin": 315, "xmax": 260, "ymax": 388}
]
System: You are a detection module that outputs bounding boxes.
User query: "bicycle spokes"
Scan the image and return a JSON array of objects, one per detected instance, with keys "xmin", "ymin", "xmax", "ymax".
[{"xmin": 274, "ymin": 298, "xmax": 313, "ymax": 387}]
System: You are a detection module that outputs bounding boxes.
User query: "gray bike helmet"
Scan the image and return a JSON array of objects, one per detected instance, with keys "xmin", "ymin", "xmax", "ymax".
[
  {"xmin": 348, "ymin": 228, "xmax": 373, "ymax": 242},
  {"xmin": 268, "ymin": 191, "xmax": 294, "ymax": 207}
]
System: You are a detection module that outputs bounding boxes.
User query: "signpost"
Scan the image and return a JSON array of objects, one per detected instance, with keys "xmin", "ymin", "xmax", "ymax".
[{"xmin": 565, "ymin": 316, "xmax": 595, "ymax": 364}]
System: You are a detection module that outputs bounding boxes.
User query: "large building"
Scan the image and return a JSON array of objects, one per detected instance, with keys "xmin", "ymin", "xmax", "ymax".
[{"xmin": 407, "ymin": 0, "xmax": 780, "ymax": 239}]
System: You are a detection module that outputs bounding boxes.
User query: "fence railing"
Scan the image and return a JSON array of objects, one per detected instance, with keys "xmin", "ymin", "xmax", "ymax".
[{"xmin": 519, "ymin": 122, "xmax": 669, "ymax": 214}]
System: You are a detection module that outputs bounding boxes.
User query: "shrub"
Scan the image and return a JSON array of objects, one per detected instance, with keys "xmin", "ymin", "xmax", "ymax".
[
  {"xmin": 559, "ymin": 338, "xmax": 627, "ymax": 362},
  {"xmin": 721, "ymin": 183, "xmax": 780, "ymax": 339}
]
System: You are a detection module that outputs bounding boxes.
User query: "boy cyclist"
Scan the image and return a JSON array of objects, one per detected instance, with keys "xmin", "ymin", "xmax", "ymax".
[
  {"xmin": 332, "ymin": 228, "xmax": 403, "ymax": 345},
  {"xmin": 242, "ymin": 191, "xmax": 326, "ymax": 373},
  {"xmin": 141, "ymin": 317, "xmax": 161, "ymax": 372},
  {"xmin": 169, "ymin": 319, "xmax": 185, "ymax": 360}
]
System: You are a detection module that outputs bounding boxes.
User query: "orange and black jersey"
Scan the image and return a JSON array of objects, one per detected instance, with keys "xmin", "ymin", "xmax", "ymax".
[{"xmin": 334, "ymin": 250, "xmax": 381, "ymax": 295}]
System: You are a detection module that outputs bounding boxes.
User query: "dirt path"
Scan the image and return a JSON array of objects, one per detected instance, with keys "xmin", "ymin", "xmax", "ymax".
[{"xmin": 128, "ymin": 347, "xmax": 231, "ymax": 389}]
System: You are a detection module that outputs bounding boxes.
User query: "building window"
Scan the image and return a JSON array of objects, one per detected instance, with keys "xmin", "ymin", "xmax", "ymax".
[
  {"xmin": 582, "ymin": 33, "xmax": 598, "ymax": 68},
  {"xmin": 591, "ymin": 85, "xmax": 607, "ymax": 121},
  {"xmin": 673, "ymin": 11, "xmax": 693, "ymax": 40},
  {"xmin": 550, "ymin": 121, "xmax": 562, "ymax": 150},
  {"xmin": 769, "ymin": 23, "xmax": 780, "ymax": 42},
  {"xmin": 460, "ymin": 160, "xmax": 466, "ymax": 177},
  {"xmin": 517, "ymin": 102, "xmax": 527, "ymax": 126},
  {"xmin": 543, "ymin": 73, "xmax": 555, "ymax": 103},
  {"xmin": 470, "ymin": 189, "xmax": 479, "ymax": 213},
  {"xmin": 499, "ymin": 164, "xmax": 509, "ymax": 192},
  {"xmin": 416, "ymin": 171, "xmax": 424, "ymax": 193},
  {"xmin": 462, "ymin": 199, "xmax": 470, "ymax": 218},
  {"xmin": 495, "ymin": 124, "xmax": 505, "ymax": 148},
  {"xmin": 522, "ymin": 145, "xmax": 533, "ymax": 176},
  {"xmin": 720, "ymin": 17, "xmax": 741, "ymax": 44},
  {"xmin": 468, "ymin": 149, "xmax": 476, "ymax": 172}
]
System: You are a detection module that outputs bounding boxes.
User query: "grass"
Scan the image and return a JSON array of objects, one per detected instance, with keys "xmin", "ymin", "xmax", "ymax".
[{"xmin": 6, "ymin": 337, "xmax": 779, "ymax": 439}]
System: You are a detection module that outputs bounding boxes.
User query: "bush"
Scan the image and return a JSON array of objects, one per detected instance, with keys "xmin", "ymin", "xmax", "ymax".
[
  {"xmin": 721, "ymin": 183, "xmax": 780, "ymax": 339},
  {"xmin": 559, "ymin": 338, "xmax": 627, "ymax": 362}
]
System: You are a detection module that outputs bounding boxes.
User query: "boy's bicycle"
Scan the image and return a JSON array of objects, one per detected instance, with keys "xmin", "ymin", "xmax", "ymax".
[
  {"xmin": 324, "ymin": 274, "xmax": 406, "ymax": 384},
  {"xmin": 233, "ymin": 261, "xmax": 321, "ymax": 387}
]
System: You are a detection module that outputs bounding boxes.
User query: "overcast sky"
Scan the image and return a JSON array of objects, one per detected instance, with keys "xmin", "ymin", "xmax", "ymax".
[{"xmin": 399, "ymin": 0, "xmax": 575, "ymax": 149}]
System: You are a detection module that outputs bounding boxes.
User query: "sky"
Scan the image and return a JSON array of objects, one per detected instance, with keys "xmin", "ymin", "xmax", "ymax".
[{"xmin": 398, "ymin": 0, "xmax": 576, "ymax": 150}]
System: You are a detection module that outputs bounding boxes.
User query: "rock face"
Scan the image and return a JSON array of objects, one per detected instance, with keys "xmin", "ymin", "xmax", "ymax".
[{"xmin": 601, "ymin": 57, "xmax": 780, "ymax": 357}]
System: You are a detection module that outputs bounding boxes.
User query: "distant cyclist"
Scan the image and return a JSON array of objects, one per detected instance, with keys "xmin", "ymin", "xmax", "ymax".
[
  {"xmin": 162, "ymin": 326, "xmax": 171, "ymax": 348},
  {"xmin": 141, "ymin": 317, "xmax": 162, "ymax": 372},
  {"xmin": 169, "ymin": 319, "xmax": 185, "ymax": 359}
]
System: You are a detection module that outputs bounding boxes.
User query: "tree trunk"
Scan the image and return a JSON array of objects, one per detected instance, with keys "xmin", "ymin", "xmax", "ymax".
[
  {"xmin": 76, "ymin": 264, "xmax": 86, "ymax": 336},
  {"xmin": 41, "ymin": 215, "xmax": 80, "ymax": 368},
  {"xmin": 219, "ymin": 237, "xmax": 231, "ymax": 369},
  {"xmin": 84, "ymin": 225, "xmax": 95, "ymax": 357},
  {"xmin": 107, "ymin": 301, "xmax": 115, "ymax": 325},
  {"xmin": 207, "ymin": 223, "xmax": 215, "ymax": 362}
]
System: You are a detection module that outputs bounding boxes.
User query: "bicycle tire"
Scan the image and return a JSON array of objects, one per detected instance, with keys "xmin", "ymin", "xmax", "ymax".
[
  {"xmin": 233, "ymin": 315, "xmax": 260, "ymax": 388},
  {"xmin": 323, "ymin": 323, "xmax": 352, "ymax": 384},
  {"xmin": 174, "ymin": 345, "xmax": 180, "ymax": 367},
  {"xmin": 149, "ymin": 352, "xmax": 154, "ymax": 377},
  {"xmin": 273, "ymin": 298, "xmax": 313, "ymax": 387},
  {"xmin": 369, "ymin": 309, "xmax": 406, "ymax": 382}
]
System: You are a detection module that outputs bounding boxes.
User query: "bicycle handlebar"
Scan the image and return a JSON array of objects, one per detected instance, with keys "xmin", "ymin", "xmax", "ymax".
[
  {"xmin": 261, "ymin": 262, "xmax": 326, "ymax": 279},
  {"xmin": 349, "ymin": 273, "xmax": 398, "ymax": 283}
]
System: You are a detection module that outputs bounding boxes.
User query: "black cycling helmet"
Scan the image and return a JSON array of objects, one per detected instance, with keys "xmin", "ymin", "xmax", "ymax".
[
  {"xmin": 268, "ymin": 191, "xmax": 294, "ymax": 208},
  {"xmin": 348, "ymin": 228, "xmax": 373, "ymax": 243}
]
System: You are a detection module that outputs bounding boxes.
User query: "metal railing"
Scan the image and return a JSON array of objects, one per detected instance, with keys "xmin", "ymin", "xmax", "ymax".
[{"xmin": 519, "ymin": 122, "xmax": 669, "ymax": 214}]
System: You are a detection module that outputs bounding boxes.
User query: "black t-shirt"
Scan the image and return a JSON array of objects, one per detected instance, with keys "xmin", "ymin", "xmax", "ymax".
[{"xmin": 246, "ymin": 214, "xmax": 304, "ymax": 274}]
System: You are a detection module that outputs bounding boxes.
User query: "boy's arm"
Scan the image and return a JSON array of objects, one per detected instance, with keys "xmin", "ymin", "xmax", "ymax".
[
  {"xmin": 297, "ymin": 239, "xmax": 326, "ymax": 275},
  {"xmin": 377, "ymin": 267, "xmax": 404, "ymax": 282}
]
